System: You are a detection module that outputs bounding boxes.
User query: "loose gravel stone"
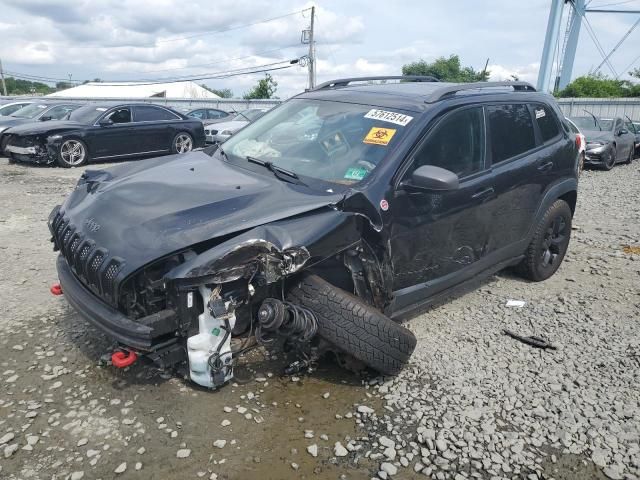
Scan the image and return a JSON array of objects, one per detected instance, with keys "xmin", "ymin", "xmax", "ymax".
[
  {"xmin": 307, "ymin": 444, "xmax": 318, "ymax": 457},
  {"xmin": 114, "ymin": 462, "xmax": 127, "ymax": 474},
  {"xmin": 334, "ymin": 442, "xmax": 348, "ymax": 457},
  {"xmin": 176, "ymin": 449, "xmax": 191, "ymax": 458}
]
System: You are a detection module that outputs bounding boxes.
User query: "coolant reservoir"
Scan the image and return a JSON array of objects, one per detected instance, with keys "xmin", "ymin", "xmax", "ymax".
[{"xmin": 187, "ymin": 286, "xmax": 235, "ymax": 388}]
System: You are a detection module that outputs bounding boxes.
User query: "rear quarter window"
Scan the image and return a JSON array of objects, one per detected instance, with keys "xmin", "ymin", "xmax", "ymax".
[
  {"xmin": 533, "ymin": 105, "xmax": 561, "ymax": 143},
  {"xmin": 487, "ymin": 104, "xmax": 536, "ymax": 164}
]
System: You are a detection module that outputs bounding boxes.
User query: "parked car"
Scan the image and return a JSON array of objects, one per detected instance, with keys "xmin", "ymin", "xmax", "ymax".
[
  {"xmin": 0, "ymin": 100, "xmax": 35, "ymax": 117},
  {"xmin": 3, "ymin": 103, "xmax": 205, "ymax": 167},
  {"xmin": 568, "ymin": 115, "xmax": 635, "ymax": 170},
  {"xmin": 0, "ymin": 102, "xmax": 81, "ymax": 153},
  {"xmin": 186, "ymin": 107, "xmax": 231, "ymax": 125},
  {"xmin": 624, "ymin": 117, "xmax": 640, "ymax": 158},
  {"xmin": 565, "ymin": 117, "xmax": 586, "ymax": 173},
  {"xmin": 204, "ymin": 108, "xmax": 269, "ymax": 143},
  {"xmin": 49, "ymin": 77, "xmax": 578, "ymax": 389}
]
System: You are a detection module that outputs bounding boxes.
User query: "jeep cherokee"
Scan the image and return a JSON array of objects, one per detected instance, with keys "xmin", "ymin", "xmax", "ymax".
[{"xmin": 49, "ymin": 76, "xmax": 579, "ymax": 389}]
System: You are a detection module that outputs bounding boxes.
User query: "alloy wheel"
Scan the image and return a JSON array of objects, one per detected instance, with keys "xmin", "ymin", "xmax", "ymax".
[
  {"xmin": 174, "ymin": 134, "xmax": 193, "ymax": 153},
  {"xmin": 60, "ymin": 140, "xmax": 86, "ymax": 166},
  {"xmin": 539, "ymin": 215, "xmax": 567, "ymax": 268}
]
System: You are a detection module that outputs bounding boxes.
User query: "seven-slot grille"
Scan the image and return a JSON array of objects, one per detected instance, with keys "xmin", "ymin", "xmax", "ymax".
[{"xmin": 50, "ymin": 210, "xmax": 124, "ymax": 306}]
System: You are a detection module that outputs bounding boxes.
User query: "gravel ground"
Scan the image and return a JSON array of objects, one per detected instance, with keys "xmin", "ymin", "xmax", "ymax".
[{"xmin": 0, "ymin": 157, "xmax": 638, "ymax": 480}]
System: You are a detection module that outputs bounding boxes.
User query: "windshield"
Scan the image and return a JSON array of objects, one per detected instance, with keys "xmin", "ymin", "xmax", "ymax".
[
  {"xmin": 569, "ymin": 116, "xmax": 601, "ymax": 131},
  {"xmin": 233, "ymin": 109, "xmax": 265, "ymax": 122},
  {"xmin": 221, "ymin": 98, "xmax": 415, "ymax": 187},
  {"xmin": 67, "ymin": 105, "xmax": 110, "ymax": 124},
  {"xmin": 598, "ymin": 119, "xmax": 614, "ymax": 131},
  {"xmin": 10, "ymin": 103, "xmax": 49, "ymax": 118}
]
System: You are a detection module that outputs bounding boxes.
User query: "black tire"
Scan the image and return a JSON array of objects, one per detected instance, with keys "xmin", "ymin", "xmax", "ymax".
[
  {"xmin": 56, "ymin": 138, "xmax": 89, "ymax": 168},
  {"xmin": 517, "ymin": 199, "xmax": 572, "ymax": 282},
  {"xmin": 601, "ymin": 145, "xmax": 616, "ymax": 171},
  {"xmin": 171, "ymin": 132, "xmax": 194, "ymax": 154},
  {"xmin": 288, "ymin": 274, "xmax": 417, "ymax": 376}
]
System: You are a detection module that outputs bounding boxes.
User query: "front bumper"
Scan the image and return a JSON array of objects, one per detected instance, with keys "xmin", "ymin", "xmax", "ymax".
[
  {"xmin": 5, "ymin": 144, "xmax": 37, "ymax": 155},
  {"xmin": 56, "ymin": 255, "xmax": 159, "ymax": 350}
]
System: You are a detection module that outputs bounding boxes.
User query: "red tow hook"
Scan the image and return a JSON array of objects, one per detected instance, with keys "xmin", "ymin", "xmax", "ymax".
[
  {"xmin": 111, "ymin": 350, "xmax": 138, "ymax": 368},
  {"xmin": 50, "ymin": 283, "xmax": 63, "ymax": 296}
]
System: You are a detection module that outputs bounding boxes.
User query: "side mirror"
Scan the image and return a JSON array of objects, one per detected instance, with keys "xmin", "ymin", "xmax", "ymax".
[
  {"xmin": 39, "ymin": 116, "xmax": 52, "ymax": 122},
  {"xmin": 405, "ymin": 165, "xmax": 460, "ymax": 191},
  {"xmin": 99, "ymin": 118, "xmax": 113, "ymax": 127},
  {"xmin": 618, "ymin": 128, "xmax": 628, "ymax": 135}
]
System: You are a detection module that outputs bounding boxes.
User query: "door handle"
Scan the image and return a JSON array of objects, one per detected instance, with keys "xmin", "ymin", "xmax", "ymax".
[
  {"xmin": 537, "ymin": 161, "xmax": 554, "ymax": 172},
  {"xmin": 471, "ymin": 187, "xmax": 495, "ymax": 200}
]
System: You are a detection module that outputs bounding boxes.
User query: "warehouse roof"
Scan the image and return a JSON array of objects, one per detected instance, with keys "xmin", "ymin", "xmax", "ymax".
[{"xmin": 47, "ymin": 81, "xmax": 220, "ymax": 99}]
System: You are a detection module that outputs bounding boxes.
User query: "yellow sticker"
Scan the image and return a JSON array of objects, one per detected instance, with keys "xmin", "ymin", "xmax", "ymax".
[{"xmin": 363, "ymin": 127, "xmax": 396, "ymax": 146}]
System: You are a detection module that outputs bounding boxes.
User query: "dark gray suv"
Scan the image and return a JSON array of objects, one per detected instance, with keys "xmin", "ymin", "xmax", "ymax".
[{"xmin": 49, "ymin": 76, "xmax": 579, "ymax": 389}]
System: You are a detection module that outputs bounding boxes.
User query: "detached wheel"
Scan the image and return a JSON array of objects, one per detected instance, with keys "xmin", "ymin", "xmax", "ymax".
[
  {"xmin": 288, "ymin": 274, "xmax": 417, "ymax": 376},
  {"xmin": 172, "ymin": 132, "xmax": 193, "ymax": 154},
  {"xmin": 57, "ymin": 139, "xmax": 88, "ymax": 168},
  {"xmin": 517, "ymin": 199, "xmax": 572, "ymax": 282},
  {"xmin": 601, "ymin": 145, "xmax": 616, "ymax": 171}
]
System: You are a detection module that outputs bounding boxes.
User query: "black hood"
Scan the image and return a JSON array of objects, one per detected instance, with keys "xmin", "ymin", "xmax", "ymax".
[
  {"xmin": 0, "ymin": 117, "xmax": 31, "ymax": 129},
  {"xmin": 6, "ymin": 120, "xmax": 86, "ymax": 136},
  {"xmin": 58, "ymin": 151, "xmax": 343, "ymax": 276}
]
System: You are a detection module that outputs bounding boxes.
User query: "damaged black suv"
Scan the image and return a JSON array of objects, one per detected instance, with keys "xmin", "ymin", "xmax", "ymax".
[{"xmin": 49, "ymin": 76, "xmax": 579, "ymax": 389}]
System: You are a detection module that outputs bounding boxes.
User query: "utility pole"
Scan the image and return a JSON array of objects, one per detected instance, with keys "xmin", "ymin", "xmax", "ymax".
[
  {"xmin": 308, "ymin": 6, "xmax": 316, "ymax": 90},
  {"xmin": 0, "ymin": 58, "xmax": 7, "ymax": 96}
]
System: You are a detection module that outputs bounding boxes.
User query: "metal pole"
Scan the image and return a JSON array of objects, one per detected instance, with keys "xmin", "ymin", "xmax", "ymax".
[
  {"xmin": 0, "ymin": 59, "xmax": 7, "ymax": 96},
  {"xmin": 537, "ymin": 0, "xmax": 565, "ymax": 92},
  {"xmin": 308, "ymin": 6, "xmax": 315, "ymax": 90},
  {"xmin": 559, "ymin": 0, "xmax": 584, "ymax": 90}
]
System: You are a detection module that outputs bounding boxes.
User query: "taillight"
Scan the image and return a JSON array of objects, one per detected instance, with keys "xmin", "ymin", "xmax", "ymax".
[{"xmin": 575, "ymin": 134, "xmax": 582, "ymax": 149}]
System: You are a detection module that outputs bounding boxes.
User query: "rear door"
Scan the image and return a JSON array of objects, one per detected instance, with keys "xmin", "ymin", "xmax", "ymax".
[
  {"xmin": 485, "ymin": 102, "xmax": 569, "ymax": 254},
  {"xmin": 132, "ymin": 105, "xmax": 181, "ymax": 152},
  {"xmin": 615, "ymin": 118, "xmax": 634, "ymax": 160}
]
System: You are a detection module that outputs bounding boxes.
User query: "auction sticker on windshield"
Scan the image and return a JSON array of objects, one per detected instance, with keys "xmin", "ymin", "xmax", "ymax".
[
  {"xmin": 363, "ymin": 127, "xmax": 396, "ymax": 146},
  {"xmin": 364, "ymin": 109, "xmax": 413, "ymax": 126},
  {"xmin": 343, "ymin": 167, "xmax": 368, "ymax": 181}
]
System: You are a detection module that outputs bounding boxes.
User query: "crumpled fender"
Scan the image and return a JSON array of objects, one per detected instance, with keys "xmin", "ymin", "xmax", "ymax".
[{"xmin": 165, "ymin": 209, "xmax": 363, "ymax": 282}]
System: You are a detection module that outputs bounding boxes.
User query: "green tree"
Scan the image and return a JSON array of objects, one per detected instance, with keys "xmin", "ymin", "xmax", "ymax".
[
  {"xmin": 243, "ymin": 74, "xmax": 278, "ymax": 99},
  {"xmin": 556, "ymin": 74, "xmax": 629, "ymax": 97},
  {"xmin": 55, "ymin": 81, "xmax": 74, "ymax": 90},
  {"xmin": 4, "ymin": 77, "xmax": 52, "ymax": 95},
  {"xmin": 200, "ymin": 84, "xmax": 233, "ymax": 98},
  {"xmin": 402, "ymin": 55, "xmax": 489, "ymax": 82}
]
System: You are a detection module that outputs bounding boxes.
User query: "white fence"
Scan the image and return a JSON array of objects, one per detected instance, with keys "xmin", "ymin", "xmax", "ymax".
[{"xmin": 556, "ymin": 98, "xmax": 640, "ymax": 120}]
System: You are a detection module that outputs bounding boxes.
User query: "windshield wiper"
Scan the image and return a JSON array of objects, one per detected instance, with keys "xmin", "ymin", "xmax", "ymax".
[{"xmin": 246, "ymin": 156, "xmax": 306, "ymax": 186}]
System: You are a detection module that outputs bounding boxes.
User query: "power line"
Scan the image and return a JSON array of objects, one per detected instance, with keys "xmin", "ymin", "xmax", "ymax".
[
  {"xmin": 139, "ymin": 44, "xmax": 303, "ymax": 73},
  {"xmin": 588, "ymin": 0, "xmax": 639, "ymax": 8}
]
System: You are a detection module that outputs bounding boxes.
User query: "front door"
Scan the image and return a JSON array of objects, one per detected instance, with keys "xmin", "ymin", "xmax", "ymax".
[
  {"xmin": 88, "ymin": 107, "xmax": 134, "ymax": 158},
  {"xmin": 389, "ymin": 105, "xmax": 496, "ymax": 309}
]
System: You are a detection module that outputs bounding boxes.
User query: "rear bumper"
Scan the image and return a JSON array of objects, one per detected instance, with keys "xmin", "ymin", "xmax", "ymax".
[{"xmin": 56, "ymin": 255, "xmax": 156, "ymax": 350}]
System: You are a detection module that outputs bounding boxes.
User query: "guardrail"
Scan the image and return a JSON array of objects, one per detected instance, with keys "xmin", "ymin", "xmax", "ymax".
[
  {"xmin": 0, "ymin": 96, "xmax": 283, "ymax": 112},
  {"xmin": 556, "ymin": 97, "xmax": 640, "ymax": 120}
]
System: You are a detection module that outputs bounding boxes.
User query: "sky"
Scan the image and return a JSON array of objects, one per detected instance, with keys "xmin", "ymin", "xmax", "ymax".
[{"xmin": 1, "ymin": 0, "xmax": 639, "ymax": 98}]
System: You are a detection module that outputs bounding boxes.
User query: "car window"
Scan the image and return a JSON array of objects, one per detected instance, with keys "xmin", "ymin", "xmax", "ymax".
[
  {"xmin": 106, "ymin": 108, "xmax": 132, "ymax": 124},
  {"xmin": 532, "ymin": 105, "xmax": 560, "ymax": 143},
  {"xmin": 47, "ymin": 105, "xmax": 78, "ymax": 120},
  {"xmin": 487, "ymin": 104, "xmax": 536, "ymax": 164},
  {"xmin": 408, "ymin": 106, "xmax": 485, "ymax": 178},
  {"xmin": 188, "ymin": 109, "xmax": 206, "ymax": 119},
  {"xmin": 566, "ymin": 120, "xmax": 579, "ymax": 134},
  {"xmin": 10, "ymin": 103, "xmax": 49, "ymax": 119},
  {"xmin": 208, "ymin": 109, "xmax": 227, "ymax": 119},
  {"xmin": 0, "ymin": 103, "xmax": 29, "ymax": 116},
  {"xmin": 625, "ymin": 121, "xmax": 635, "ymax": 133},
  {"xmin": 133, "ymin": 105, "xmax": 179, "ymax": 121}
]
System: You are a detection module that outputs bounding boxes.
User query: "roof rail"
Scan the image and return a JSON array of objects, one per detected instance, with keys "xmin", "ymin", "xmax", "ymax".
[
  {"xmin": 425, "ymin": 81, "xmax": 536, "ymax": 103},
  {"xmin": 313, "ymin": 75, "xmax": 439, "ymax": 90}
]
